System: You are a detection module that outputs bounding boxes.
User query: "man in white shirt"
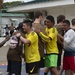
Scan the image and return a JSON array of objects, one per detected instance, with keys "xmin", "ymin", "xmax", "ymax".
[{"xmin": 63, "ymin": 20, "xmax": 75, "ymax": 75}]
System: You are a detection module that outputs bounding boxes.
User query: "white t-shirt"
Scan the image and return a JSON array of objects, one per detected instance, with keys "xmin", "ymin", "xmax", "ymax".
[{"xmin": 64, "ymin": 29, "xmax": 75, "ymax": 56}]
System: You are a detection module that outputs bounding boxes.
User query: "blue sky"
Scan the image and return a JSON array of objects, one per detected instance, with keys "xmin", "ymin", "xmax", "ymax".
[{"xmin": 4, "ymin": 0, "xmax": 34, "ymax": 3}]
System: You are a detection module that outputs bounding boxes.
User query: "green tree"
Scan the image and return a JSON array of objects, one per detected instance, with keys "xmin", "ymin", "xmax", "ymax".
[
  {"xmin": 3, "ymin": 1, "xmax": 24, "ymax": 9},
  {"xmin": 2, "ymin": 1, "xmax": 24, "ymax": 13}
]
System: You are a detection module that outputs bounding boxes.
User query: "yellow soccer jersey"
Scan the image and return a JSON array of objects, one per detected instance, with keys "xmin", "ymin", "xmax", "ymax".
[
  {"xmin": 39, "ymin": 27, "xmax": 59, "ymax": 54},
  {"xmin": 24, "ymin": 31, "xmax": 40, "ymax": 63}
]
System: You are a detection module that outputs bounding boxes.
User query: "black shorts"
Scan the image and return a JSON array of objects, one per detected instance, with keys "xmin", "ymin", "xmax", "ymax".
[
  {"xmin": 26, "ymin": 61, "xmax": 40, "ymax": 74},
  {"xmin": 57, "ymin": 54, "xmax": 61, "ymax": 67},
  {"xmin": 39, "ymin": 57, "xmax": 45, "ymax": 68},
  {"xmin": 10, "ymin": 30, "xmax": 14, "ymax": 36},
  {"xmin": 7, "ymin": 60, "xmax": 22, "ymax": 75},
  {"xmin": 6, "ymin": 32, "xmax": 9, "ymax": 36}
]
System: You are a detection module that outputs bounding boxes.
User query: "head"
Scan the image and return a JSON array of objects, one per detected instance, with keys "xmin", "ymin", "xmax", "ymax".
[
  {"xmin": 62, "ymin": 20, "xmax": 70, "ymax": 32},
  {"xmin": 11, "ymin": 23, "xmax": 13, "ymax": 26},
  {"xmin": 57, "ymin": 15, "xmax": 65, "ymax": 24},
  {"xmin": 71, "ymin": 18, "xmax": 75, "ymax": 26},
  {"xmin": 45, "ymin": 15, "xmax": 55, "ymax": 28},
  {"xmin": 17, "ymin": 22, "xmax": 24, "ymax": 33},
  {"xmin": 23, "ymin": 20, "xmax": 32, "ymax": 33},
  {"xmin": 6, "ymin": 24, "xmax": 8, "ymax": 27},
  {"xmin": 34, "ymin": 11, "xmax": 43, "ymax": 21}
]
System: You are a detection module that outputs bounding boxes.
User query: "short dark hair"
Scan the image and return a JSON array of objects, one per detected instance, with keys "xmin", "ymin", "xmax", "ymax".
[
  {"xmin": 23, "ymin": 20, "xmax": 33, "ymax": 28},
  {"xmin": 34, "ymin": 11, "xmax": 43, "ymax": 19},
  {"xmin": 71, "ymin": 18, "xmax": 75, "ymax": 25},
  {"xmin": 17, "ymin": 22, "xmax": 23, "ymax": 30},
  {"xmin": 63, "ymin": 20, "xmax": 70, "ymax": 26},
  {"xmin": 57, "ymin": 15, "xmax": 65, "ymax": 24},
  {"xmin": 46, "ymin": 15, "xmax": 55, "ymax": 24},
  {"xmin": 11, "ymin": 23, "xmax": 13, "ymax": 25}
]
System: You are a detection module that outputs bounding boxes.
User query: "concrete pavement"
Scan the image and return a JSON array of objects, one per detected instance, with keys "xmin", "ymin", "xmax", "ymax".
[
  {"xmin": 0, "ymin": 45, "xmax": 26, "ymax": 75},
  {"xmin": 0, "ymin": 45, "xmax": 9, "ymax": 64}
]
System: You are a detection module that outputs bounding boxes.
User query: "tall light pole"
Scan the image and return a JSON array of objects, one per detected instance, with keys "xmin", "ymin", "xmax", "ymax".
[{"xmin": 0, "ymin": 0, "xmax": 3, "ymax": 36}]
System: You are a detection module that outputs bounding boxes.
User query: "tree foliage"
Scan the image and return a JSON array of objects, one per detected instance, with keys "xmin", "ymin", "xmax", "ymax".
[
  {"xmin": 2, "ymin": 1, "xmax": 24, "ymax": 13},
  {"xmin": 3, "ymin": 1, "xmax": 24, "ymax": 9},
  {"xmin": 2, "ymin": 1, "xmax": 32, "ymax": 19}
]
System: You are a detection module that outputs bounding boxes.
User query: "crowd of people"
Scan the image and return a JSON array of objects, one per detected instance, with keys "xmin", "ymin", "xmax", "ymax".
[
  {"xmin": 4, "ymin": 23, "xmax": 15, "ymax": 37},
  {"xmin": 0, "ymin": 11, "xmax": 75, "ymax": 75}
]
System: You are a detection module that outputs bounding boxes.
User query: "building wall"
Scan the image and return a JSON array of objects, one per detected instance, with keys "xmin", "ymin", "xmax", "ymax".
[
  {"xmin": 1, "ymin": 17, "xmax": 25, "ymax": 27},
  {"xmin": 1, "ymin": 16, "xmax": 25, "ymax": 37},
  {"xmin": 47, "ymin": 6, "xmax": 75, "ymax": 25}
]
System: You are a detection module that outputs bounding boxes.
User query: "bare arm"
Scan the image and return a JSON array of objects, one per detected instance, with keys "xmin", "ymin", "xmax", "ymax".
[
  {"xmin": 57, "ymin": 33, "xmax": 64, "ymax": 42},
  {"xmin": 57, "ymin": 34, "xmax": 63, "ymax": 45},
  {"xmin": 16, "ymin": 33, "xmax": 31, "ymax": 44},
  {"xmin": 0, "ymin": 36, "xmax": 10, "ymax": 47},
  {"xmin": 19, "ymin": 36, "xmax": 31, "ymax": 44},
  {"xmin": 57, "ymin": 38, "xmax": 63, "ymax": 45}
]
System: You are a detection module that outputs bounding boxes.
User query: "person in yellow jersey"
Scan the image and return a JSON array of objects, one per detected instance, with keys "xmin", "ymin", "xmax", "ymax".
[
  {"xmin": 35, "ymin": 15, "xmax": 59, "ymax": 75},
  {"xmin": 16, "ymin": 20, "xmax": 40, "ymax": 75}
]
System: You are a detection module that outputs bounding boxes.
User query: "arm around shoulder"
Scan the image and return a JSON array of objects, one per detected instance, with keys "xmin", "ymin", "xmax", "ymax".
[{"xmin": 20, "ymin": 36, "xmax": 31, "ymax": 44}]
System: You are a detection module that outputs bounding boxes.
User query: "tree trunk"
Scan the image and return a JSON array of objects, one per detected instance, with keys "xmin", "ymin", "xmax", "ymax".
[{"xmin": 0, "ymin": 0, "xmax": 3, "ymax": 9}]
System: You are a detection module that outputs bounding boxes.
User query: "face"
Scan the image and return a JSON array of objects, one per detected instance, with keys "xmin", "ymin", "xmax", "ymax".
[
  {"xmin": 39, "ymin": 15, "xmax": 43, "ymax": 21},
  {"xmin": 22, "ymin": 23, "xmax": 29, "ymax": 33},
  {"xmin": 45, "ymin": 19, "xmax": 53, "ymax": 28},
  {"xmin": 62, "ymin": 23, "xmax": 69, "ymax": 31}
]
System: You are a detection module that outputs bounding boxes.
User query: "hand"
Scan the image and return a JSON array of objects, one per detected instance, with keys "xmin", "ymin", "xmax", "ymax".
[
  {"xmin": 34, "ymin": 28, "xmax": 41, "ymax": 33},
  {"xmin": 5, "ymin": 36, "xmax": 10, "ymax": 41},
  {"xmin": 16, "ymin": 33, "xmax": 21, "ymax": 37}
]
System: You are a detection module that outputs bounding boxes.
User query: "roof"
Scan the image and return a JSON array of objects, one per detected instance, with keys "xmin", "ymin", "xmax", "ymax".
[
  {"xmin": 10, "ymin": 0, "xmax": 50, "ymax": 7},
  {"xmin": 23, "ymin": 0, "xmax": 49, "ymax": 4},
  {"xmin": 7, "ymin": 0, "xmax": 74, "ymax": 12},
  {"xmin": 1, "ymin": 13, "xmax": 25, "ymax": 17}
]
